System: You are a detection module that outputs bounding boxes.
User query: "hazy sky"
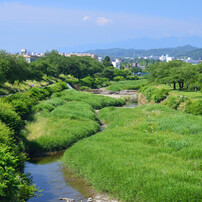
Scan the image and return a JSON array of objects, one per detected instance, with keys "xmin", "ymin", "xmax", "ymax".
[{"xmin": 1, "ymin": 0, "xmax": 202, "ymax": 52}]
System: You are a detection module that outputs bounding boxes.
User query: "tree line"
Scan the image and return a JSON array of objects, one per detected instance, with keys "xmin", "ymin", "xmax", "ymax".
[
  {"xmin": 0, "ymin": 50, "xmax": 104, "ymax": 84},
  {"xmin": 0, "ymin": 51, "xmax": 138, "ymax": 88},
  {"xmin": 147, "ymin": 60, "xmax": 202, "ymax": 92}
]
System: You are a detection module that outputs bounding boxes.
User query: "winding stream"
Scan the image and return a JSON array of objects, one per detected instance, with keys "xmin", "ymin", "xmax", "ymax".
[{"xmin": 25, "ymin": 94, "xmax": 138, "ymax": 201}]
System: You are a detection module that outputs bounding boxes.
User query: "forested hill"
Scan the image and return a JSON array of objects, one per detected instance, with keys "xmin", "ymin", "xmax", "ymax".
[{"xmin": 86, "ymin": 45, "xmax": 202, "ymax": 59}]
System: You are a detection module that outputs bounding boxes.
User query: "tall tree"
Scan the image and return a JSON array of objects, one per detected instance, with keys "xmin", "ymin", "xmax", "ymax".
[{"xmin": 103, "ymin": 56, "xmax": 113, "ymax": 67}]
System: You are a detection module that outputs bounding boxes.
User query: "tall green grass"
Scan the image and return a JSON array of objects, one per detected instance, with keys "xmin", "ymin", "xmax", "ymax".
[
  {"xmin": 51, "ymin": 89, "xmax": 125, "ymax": 109},
  {"xmin": 63, "ymin": 104, "xmax": 202, "ymax": 201},
  {"xmin": 24, "ymin": 89, "xmax": 125, "ymax": 155},
  {"xmin": 106, "ymin": 79, "xmax": 148, "ymax": 91}
]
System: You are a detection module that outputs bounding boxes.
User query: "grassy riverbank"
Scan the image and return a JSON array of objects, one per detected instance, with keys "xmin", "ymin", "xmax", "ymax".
[
  {"xmin": 63, "ymin": 104, "xmax": 202, "ymax": 201},
  {"xmin": 106, "ymin": 79, "xmax": 148, "ymax": 91},
  {"xmin": 139, "ymin": 84, "xmax": 202, "ymax": 115},
  {"xmin": 24, "ymin": 89, "xmax": 125, "ymax": 155},
  {"xmin": 0, "ymin": 76, "xmax": 62, "ymax": 95}
]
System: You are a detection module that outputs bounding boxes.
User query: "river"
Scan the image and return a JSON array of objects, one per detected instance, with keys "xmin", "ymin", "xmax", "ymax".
[
  {"xmin": 25, "ymin": 97, "xmax": 138, "ymax": 201},
  {"xmin": 25, "ymin": 152, "xmax": 88, "ymax": 202}
]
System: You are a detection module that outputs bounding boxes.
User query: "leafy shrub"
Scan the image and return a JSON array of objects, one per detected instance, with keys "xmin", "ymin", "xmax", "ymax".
[
  {"xmin": 113, "ymin": 76, "xmax": 125, "ymax": 82},
  {"xmin": 3, "ymin": 93, "xmax": 34, "ymax": 109},
  {"xmin": 126, "ymin": 75, "xmax": 139, "ymax": 80},
  {"xmin": 142, "ymin": 86, "xmax": 156, "ymax": 101},
  {"xmin": 0, "ymin": 101, "xmax": 22, "ymax": 133},
  {"xmin": 163, "ymin": 95, "xmax": 189, "ymax": 110},
  {"xmin": 185, "ymin": 100, "xmax": 202, "ymax": 115},
  {"xmin": 153, "ymin": 89, "xmax": 169, "ymax": 103},
  {"xmin": 11, "ymin": 100, "xmax": 29, "ymax": 119},
  {"xmin": 46, "ymin": 81, "xmax": 67, "ymax": 93},
  {"xmin": 0, "ymin": 121, "xmax": 37, "ymax": 201}
]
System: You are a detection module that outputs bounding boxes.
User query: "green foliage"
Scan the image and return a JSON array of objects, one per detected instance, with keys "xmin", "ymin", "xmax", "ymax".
[
  {"xmin": 0, "ymin": 121, "xmax": 37, "ymax": 201},
  {"xmin": 185, "ymin": 100, "xmax": 202, "ymax": 115},
  {"xmin": 80, "ymin": 86, "xmax": 91, "ymax": 90},
  {"xmin": 10, "ymin": 99, "xmax": 29, "ymax": 119},
  {"xmin": 113, "ymin": 76, "xmax": 125, "ymax": 81},
  {"xmin": 63, "ymin": 104, "xmax": 202, "ymax": 202},
  {"xmin": 163, "ymin": 95, "xmax": 189, "ymax": 109},
  {"xmin": 24, "ymin": 89, "xmax": 125, "ymax": 154},
  {"xmin": 51, "ymin": 89, "xmax": 125, "ymax": 109},
  {"xmin": 102, "ymin": 56, "xmax": 113, "ymax": 67},
  {"xmin": 153, "ymin": 88, "xmax": 169, "ymax": 103},
  {"xmin": 106, "ymin": 79, "xmax": 147, "ymax": 91},
  {"xmin": 147, "ymin": 60, "xmax": 202, "ymax": 91},
  {"xmin": 140, "ymin": 86, "xmax": 156, "ymax": 101},
  {"xmin": 0, "ymin": 50, "xmax": 32, "ymax": 84},
  {"xmin": 126, "ymin": 75, "xmax": 139, "ymax": 80},
  {"xmin": 140, "ymin": 85, "xmax": 169, "ymax": 103},
  {"xmin": 0, "ymin": 101, "xmax": 22, "ymax": 133},
  {"xmin": 31, "ymin": 51, "xmax": 104, "ymax": 79}
]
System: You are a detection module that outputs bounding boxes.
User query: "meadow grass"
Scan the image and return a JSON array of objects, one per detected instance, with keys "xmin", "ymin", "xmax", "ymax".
[
  {"xmin": 63, "ymin": 104, "xmax": 202, "ymax": 201},
  {"xmin": 106, "ymin": 79, "xmax": 148, "ymax": 91},
  {"xmin": 24, "ymin": 89, "xmax": 125, "ymax": 154},
  {"xmin": 51, "ymin": 89, "xmax": 125, "ymax": 109}
]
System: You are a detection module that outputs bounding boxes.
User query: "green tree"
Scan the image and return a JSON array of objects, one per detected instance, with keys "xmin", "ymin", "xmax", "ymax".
[{"xmin": 103, "ymin": 56, "xmax": 113, "ymax": 67}]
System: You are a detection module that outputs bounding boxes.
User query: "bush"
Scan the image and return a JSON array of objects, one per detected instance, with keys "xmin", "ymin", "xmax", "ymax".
[
  {"xmin": 141, "ymin": 86, "xmax": 156, "ymax": 101},
  {"xmin": 11, "ymin": 100, "xmax": 29, "ymax": 119},
  {"xmin": 3, "ymin": 93, "xmax": 34, "ymax": 109},
  {"xmin": 126, "ymin": 75, "xmax": 139, "ymax": 80},
  {"xmin": 0, "ymin": 121, "xmax": 37, "ymax": 201},
  {"xmin": 153, "ymin": 89, "xmax": 169, "ymax": 103},
  {"xmin": 113, "ymin": 76, "xmax": 125, "ymax": 82},
  {"xmin": 46, "ymin": 81, "xmax": 68, "ymax": 93},
  {"xmin": 163, "ymin": 95, "xmax": 189, "ymax": 110},
  {"xmin": 185, "ymin": 100, "xmax": 202, "ymax": 115},
  {"xmin": 0, "ymin": 101, "xmax": 22, "ymax": 133}
]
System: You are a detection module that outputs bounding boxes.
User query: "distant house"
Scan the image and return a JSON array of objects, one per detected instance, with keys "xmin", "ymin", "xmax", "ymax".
[
  {"xmin": 112, "ymin": 58, "xmax": 121, "ymax": 69},
  {"xmin": 23, "ymin": 55, "xmax": 39, "ymax": 63},
  {"xmin": 19, "ymin": 48, "xmax": 41, "ymax": 63},
  {"xmin": 62, "ymin": 53, "xmax": 98, "ymax": 60}
]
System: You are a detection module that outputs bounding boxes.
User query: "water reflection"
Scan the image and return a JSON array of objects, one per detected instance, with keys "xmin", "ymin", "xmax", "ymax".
[{"xmin": 25, "ymin": 153, "xmax": 87, "ymax": 202}]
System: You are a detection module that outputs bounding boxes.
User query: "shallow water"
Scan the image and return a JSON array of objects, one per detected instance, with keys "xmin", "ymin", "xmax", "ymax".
[
  {"xmin": 124, "ymin": 101, "xmax": 138, "ymax": 108},
  {"xmin": 25, "ymin": 153, "xmax": 87, "ymax": 202},
  {"xmin": 25, "ymin": 101, "xmax": 138, "ymax": 201}
]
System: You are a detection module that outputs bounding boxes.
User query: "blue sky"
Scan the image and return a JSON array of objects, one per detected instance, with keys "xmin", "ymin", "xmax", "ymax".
[{"xmin": 0, "ymin": 0, "xmax": 202, "ymax": 52}]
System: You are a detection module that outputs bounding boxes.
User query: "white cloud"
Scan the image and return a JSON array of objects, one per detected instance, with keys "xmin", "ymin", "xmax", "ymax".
[
  {"xmin": 83, "ymin": 16, "xmax": 90, "ymax": 21},
  {"xmin": 96, "ymin": 17, "xmax": 110, "ymax": 26}
]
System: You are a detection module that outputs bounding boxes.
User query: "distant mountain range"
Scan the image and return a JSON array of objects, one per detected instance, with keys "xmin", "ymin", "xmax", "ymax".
[
  {"xmin": 58, "ymin": 36, "xmax": 202, "ymax": 54},
  {"xmin": 85, "ymin": 45, "xmax": 202, "ymax": 60}
]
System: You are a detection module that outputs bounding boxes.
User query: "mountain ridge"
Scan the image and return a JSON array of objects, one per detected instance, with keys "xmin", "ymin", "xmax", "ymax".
[{"xmin": 85, "ymin": 45, "xmax": 202, "ymax": 59}]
